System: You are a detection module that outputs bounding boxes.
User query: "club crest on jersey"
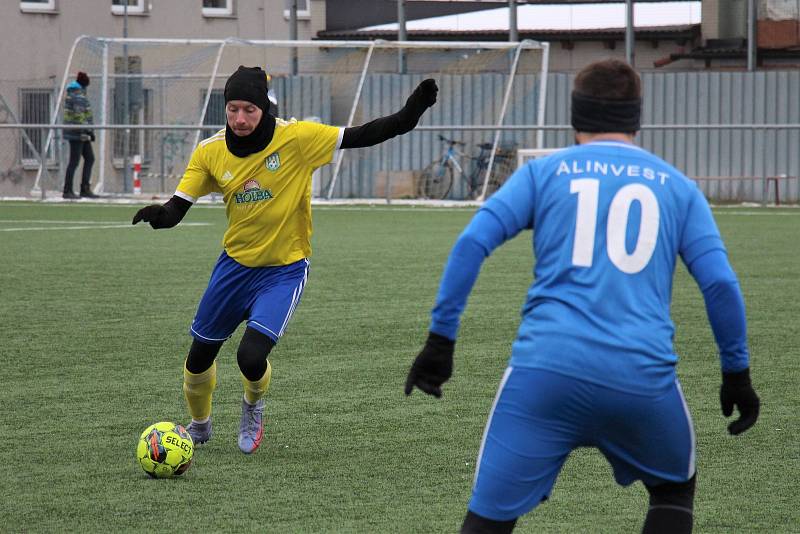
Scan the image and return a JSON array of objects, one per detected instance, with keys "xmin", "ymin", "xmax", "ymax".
[
  {"xmin": 265, "ymin": 152, "xmax": 281, "ymax": 171},
  {"xmin": 234, "ymin": 179, "xmax": 274, "ymax": 204}
]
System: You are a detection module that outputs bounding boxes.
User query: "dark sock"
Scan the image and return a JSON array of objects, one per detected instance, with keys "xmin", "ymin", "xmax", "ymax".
[
  {"xmin": 642, "ymin": 506, "xmax": 692, "ymax": 534},
  {"xmin": 461, "ymin": 510, "xmax": 517, "ymax": 534}
]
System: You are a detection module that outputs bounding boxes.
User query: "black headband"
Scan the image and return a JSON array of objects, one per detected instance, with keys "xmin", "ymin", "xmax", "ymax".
[
  {"xmin": 571, "ymin": 91, "xmax": 641, "ymax": 133},
  {"xmin": 224, "ymin": 66, "xmax": 269, "ymax": 111}
]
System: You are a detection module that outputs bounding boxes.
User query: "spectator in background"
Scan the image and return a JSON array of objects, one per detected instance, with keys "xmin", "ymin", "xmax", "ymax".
[{"xmin": 63, "ymin": 71, "xmax": 99, "ymax": 199}]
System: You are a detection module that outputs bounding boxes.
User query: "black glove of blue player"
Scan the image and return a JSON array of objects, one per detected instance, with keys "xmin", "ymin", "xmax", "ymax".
[
  {"xmin": 720, "ymin": 368, "xmax": 760, "ymax": 435},
  {"xmin": 404, "ymin": 332, "xmax": 454, "ymax": 398}
]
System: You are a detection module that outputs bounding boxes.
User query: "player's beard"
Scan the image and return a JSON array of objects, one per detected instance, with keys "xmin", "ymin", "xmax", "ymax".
[{"xmin": 225, "ymin": 114, "xmax": 276, "ymax": 158}]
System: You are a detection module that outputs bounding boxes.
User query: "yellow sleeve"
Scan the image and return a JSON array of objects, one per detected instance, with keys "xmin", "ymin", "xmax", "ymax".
[
  {"xmin": 175, "ymin": 144, "xmax": 221, "ymax": 201},
  {"xmin": 296, "ymin": 121, "xmax": 342, "ymax": 169}
]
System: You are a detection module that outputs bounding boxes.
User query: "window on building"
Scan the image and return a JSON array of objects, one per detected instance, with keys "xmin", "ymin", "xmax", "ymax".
[
  {"xmin": 111, "ymin": 0, "xmax": 147, "ymax": 15},
  {"xmin": 112, "ymin": 88, "xmax": 152, "ymax": 164},
  {"xmin": 283, "ymin": 0, "xmax": 310, "ymax": 20},
  {"xmin": 20, "ymin": 88, "xmax": 55, "ymax": 163},
  {"xmin": 20, "ymin": 0, "xmax": 57, "ymax": 12},
  {"xmin": 202, "ymin": 0, "xmax": 233, "ymax": 17},
  {"xmin": 201, "ymin": 89, "xmax": 226, "ymax": 139}
]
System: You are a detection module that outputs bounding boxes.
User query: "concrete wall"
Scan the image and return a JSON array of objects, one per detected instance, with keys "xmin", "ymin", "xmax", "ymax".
[{"xmin": 0, "ymin": 0, "xmax": 325, "ymax": 82}]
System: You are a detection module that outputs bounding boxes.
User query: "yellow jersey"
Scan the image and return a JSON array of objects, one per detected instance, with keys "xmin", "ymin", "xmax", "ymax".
[{"xmin": 175, "ymin": 119, "xmax": 343, "ymax": 267}]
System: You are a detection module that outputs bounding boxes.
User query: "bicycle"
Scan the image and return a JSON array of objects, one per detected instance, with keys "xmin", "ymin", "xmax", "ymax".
[{"xmin": 418, "ymin": 134, "xmax": 517, "ymax": 200}]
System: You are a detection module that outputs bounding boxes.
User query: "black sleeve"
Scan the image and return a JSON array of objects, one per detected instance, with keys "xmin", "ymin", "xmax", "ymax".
[
  {"xmin": 161, "ymin": 195, "xmax": 193, "ymax": 227},
  {"xmin": 341, "ymin": 113, "xmax": 406, "ymax": 149},
  {"xmin": 340, "ymin": 78, "xmax": 438, "ymax": 149}
]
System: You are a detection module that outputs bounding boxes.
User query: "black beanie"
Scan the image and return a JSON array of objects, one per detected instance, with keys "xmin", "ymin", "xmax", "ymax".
[
  {"xmin": 224, "ymin": 66, "xmax": 269, "ymax": 111},
  {"xmin": 76, "ymin": 71, "xmax": 90, "ymax": 87}
]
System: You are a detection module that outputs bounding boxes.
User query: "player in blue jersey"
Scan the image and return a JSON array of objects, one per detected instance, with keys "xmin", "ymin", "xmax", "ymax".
[{"xmin": 404, "ymin": 59, "xmax": 760, "ymax": 534}]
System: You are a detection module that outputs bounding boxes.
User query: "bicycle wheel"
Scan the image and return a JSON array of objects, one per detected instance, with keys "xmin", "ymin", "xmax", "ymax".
[{"xmin": 418, "ymin": 161, "xmax": 454, "ymax": 200}]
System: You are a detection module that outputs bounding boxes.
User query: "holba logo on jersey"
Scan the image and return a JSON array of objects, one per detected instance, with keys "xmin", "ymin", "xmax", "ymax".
[
  {"xmin": 235, "ymin": 179, "xmax": 274, "ymax": 204},
  {"xmin": 265, "ymin": 152, "xmax": 281, "ymax": 171}
]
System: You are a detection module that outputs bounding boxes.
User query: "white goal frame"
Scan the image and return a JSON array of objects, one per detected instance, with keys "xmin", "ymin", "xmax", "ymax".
[{"xmin": 35, "ymin": 37, "xmax": 550, "ymax": 201}]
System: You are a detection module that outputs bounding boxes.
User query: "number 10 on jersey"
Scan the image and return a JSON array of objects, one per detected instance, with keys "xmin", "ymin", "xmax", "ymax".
[{"xmin": 570, "ymin": 179, "xmax": 660, "ymax": 274}]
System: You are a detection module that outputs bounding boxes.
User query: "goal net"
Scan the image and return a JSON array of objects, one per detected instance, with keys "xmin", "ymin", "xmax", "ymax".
[{"xmin": 32, "ymin": 37, "xmax": 549, "ymax": 201}]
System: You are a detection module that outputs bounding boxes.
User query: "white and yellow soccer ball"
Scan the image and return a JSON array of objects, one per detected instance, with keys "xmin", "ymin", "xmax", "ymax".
[{"xmin": 136, "ymin": 422, "xmax": 194, "ymax": 479}]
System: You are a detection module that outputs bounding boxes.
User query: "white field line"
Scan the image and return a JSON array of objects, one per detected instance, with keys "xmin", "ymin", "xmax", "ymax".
[
  {"xmin": 0, "ymin": 222, "xmax": 210, "ymax": 232},
  {"xmin": 1, "ymin": 206, "xmax": 798, "ymax": 217},
  {"xmin": 0, "ymin": 199, "xmax": 797, "ymax": 215},
  {"xmin": 0, "ymin": 219, "xmax": 143, "ymax": 224},
  {"xmin": 713, "ymin": 211, "xmax": 800, "ymax": 216}
]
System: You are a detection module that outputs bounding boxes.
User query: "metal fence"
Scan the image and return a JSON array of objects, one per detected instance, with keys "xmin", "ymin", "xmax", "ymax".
[
  {"xmin": 2, "ymin": 68, "xmax": 799, "ymax": 203},
  {"xmin": 339, "ymin": 70, "xmax": 800, "ymax": 202}
]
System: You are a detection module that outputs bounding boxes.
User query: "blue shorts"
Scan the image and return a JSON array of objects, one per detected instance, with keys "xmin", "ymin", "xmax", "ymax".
[
  {"xmin": 469, "ymin": 367, "xmax": 696, "ymax": 521},
  {"xmin": 190, "ymin": 252, "xmax": 310, "ymax": 343}
]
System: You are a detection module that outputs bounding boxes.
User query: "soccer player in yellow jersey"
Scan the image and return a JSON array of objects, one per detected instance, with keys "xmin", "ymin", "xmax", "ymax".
[{"xmin": 132, "ymin": 66, "xmax": 438, "ymax": 453}]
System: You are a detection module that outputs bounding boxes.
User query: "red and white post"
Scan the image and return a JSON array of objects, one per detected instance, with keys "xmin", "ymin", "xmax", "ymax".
[{"xmin": 133, "ymin": 154, "xmax": 142, "ymax": 195}]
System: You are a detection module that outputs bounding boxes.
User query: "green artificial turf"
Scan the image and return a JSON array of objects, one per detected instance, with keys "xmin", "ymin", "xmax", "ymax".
[{"xmin": 0, "ymin": 202, "xmax": 796, "ymax": 533}]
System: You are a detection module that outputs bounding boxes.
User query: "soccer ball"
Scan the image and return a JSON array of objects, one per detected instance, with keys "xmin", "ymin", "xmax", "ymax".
[{"xmin": 136, "ymin": 421, "xmax": 194, "ymax": 479}]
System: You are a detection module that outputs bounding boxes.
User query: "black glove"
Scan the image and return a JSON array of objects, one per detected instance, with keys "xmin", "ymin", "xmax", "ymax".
[
  {"xmin": 398, "ymin": 79, "xmax": 438, "ymax": 128},
  {"xmin": 404, "ymin": 332, "xmax": 454, "ymax": 398},
  {"xmin": 720, "ymin": 368, "xmax": 760, "ymax": 435},
  {"xmin": 132, "ymin": 196, "xmax": 192, "ymax": 229},
  {"xmin": 132, "ymin": 204, "xmax": 171, "ymax": 229},
  {"xmin": 88, "ymin": 131, "xmax": 96, "ymax": 142}
]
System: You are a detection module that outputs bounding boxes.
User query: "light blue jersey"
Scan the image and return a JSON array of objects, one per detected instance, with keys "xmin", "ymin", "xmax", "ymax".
[{"xmin": 430, "ymin": 141, "xmax": 749, "ymax": 394}]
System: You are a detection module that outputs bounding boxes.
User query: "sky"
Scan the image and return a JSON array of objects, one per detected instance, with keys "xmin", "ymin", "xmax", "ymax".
[{"xmin": 362, "ymin": 2, "xmax": 702, "ymax": 31}]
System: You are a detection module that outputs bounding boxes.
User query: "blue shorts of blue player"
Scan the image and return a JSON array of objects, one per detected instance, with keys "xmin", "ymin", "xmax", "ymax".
[
  {"xmin": 469, "ymin": 367, "xmax": 695, "ymax": 522},
  {"xmin": 190, "ymin": 251, "xmax": 309, "ymax": 343}
]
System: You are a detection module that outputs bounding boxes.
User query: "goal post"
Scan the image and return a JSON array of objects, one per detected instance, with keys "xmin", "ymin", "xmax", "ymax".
[{"xmin": 37, "ymin": 36, "xmax": 550, "ymax": 202}]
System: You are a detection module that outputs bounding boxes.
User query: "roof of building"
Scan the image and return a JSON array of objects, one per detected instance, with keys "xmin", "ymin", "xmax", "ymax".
[
  {"xmin": 318, "ymin": 2, "xmax": 701, "ymax": 42},
  {"xmin": 317, "ymin": 24, "xmax": 701, "ymax": 42}
]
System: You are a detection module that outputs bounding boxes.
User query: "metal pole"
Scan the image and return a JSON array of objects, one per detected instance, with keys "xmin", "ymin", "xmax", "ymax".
[
  {"xmin": 536, "ymin": 42, "xmax": 549, "ymax": 149},
  {"xmin": 51, "ymin": 74, "xmax": 61, "ymax": 196},
  {"xmin": 326, "ymin": 42, "xmax": 377, "ymax": 199},
  {"xmin": 97, "ymin": 42, "xmax": 109, "ymax": 193},
  {"xmin": 159, "ymin": 77, "xmax": 165, "ymax": 194},
  {"xmin": 625, "ymin": 0, "xmax": 634, "ymax": 65},
  {"xmin": 290, "ymin": 0, "xmax": 298, "ymax": 75},
  {"xmin": 39, "ymin": 129, "xmax": 47, "ymax": 199},
  {"xmin": 747, "ymin": 0, "xmax": 756, "ymax": 71},
  {"xmin": 123, "ymin": 2, "xmax": 131, "ymax": 193},
  {"xmin": 478, "ymin": 41, "xmax": 525, "ymax": 201},
  {"xmin": 398, "ymin": 0, "xmax": 407, "ymax": 74},
  {"xmin": 12, "ymin": 123, "xmax": 800, "ymax": 132},
  {"xmin": 509, "ymin": 0, "xmax": 518, "ymax": 42}
]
